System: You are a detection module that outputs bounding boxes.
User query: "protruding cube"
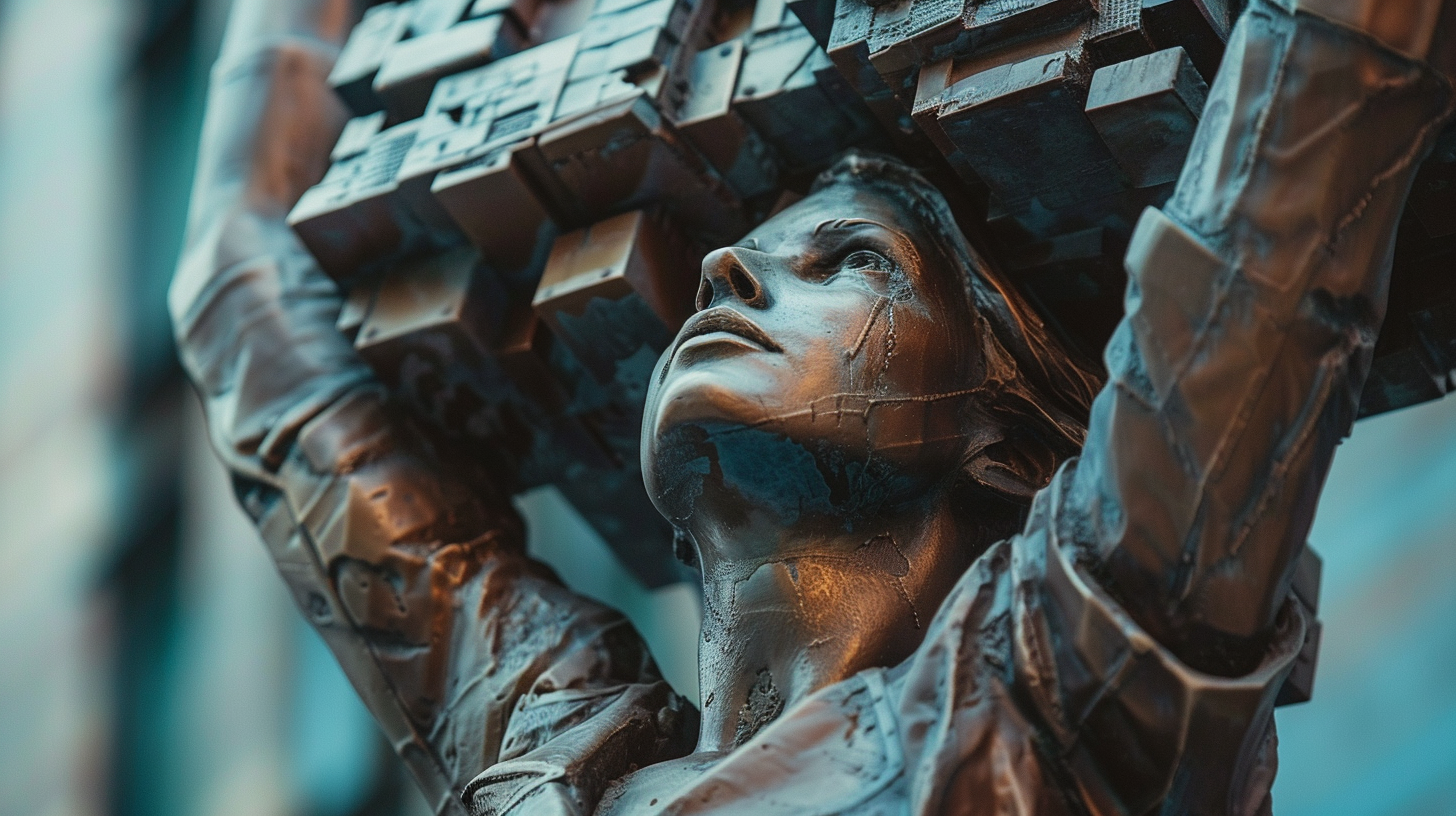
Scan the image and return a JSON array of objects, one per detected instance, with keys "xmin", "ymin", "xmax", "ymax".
[
  {"xmin": 431, "ymin": 140, "xmax": 554, "ymax": 270},
  {"xmin": 409, "ymin": 0, "xmax": 473, "ymax": 35},
  {"xmin": 532, "ymin": 210, "xmax": 699, "ymax": 385},
  {"xmin": 355, "ymin": 247, "xmax": 516, "ymax": 415},
  {"xmin": 1085, "ymin": 47, "xmax": 1207, "ymax": 188},
  {"xmin": 374, "ymin": 13, "xmax": 527, "ymax": 120},
  {"xmin": 329, "ymin": 2, "xmax": 414, "ymax": 115},
  {"xmin": 288, "ymin": 119, "xmax": 428, "ymax": 282},
  {"xmin": 331, "ymin": 112, "xmax": 388, "ymax": 162},
  {"xmin": 734, "ymin": 22, "xmax": 867, "ymax": 171},
  {"xmin": 536, "ymin": 93, "xmax": 745, "ymax": 242},
  {"xmin": 336, "ymin": 279, "xmax": 379, "ymax": 343},
  {"xmin": 933, "ymin": 48, "xmax": 1122, "ymax": 212},
  {"xmin": 676, "ymin": 41, "xmax": 779, "ymax": 198}
]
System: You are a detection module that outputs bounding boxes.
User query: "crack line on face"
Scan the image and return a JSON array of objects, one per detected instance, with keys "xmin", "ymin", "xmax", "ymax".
[
  {"xmin": 847, "ymin": 296, "xmax": 889, "ymax": 361},
  {"xmin": 721, "ymin": 387, "xmax": 983, "ymax": 433}
]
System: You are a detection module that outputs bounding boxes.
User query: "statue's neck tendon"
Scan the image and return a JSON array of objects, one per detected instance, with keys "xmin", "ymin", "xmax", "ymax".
[{"xmin": 691, "ymin": 495, "xmax": 973, "ymax": 752}]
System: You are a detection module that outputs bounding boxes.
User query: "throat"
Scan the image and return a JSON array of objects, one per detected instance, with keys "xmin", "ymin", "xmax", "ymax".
[{"xmin": 691, "ymin": 505, "xmax": 970, "ymax": 752}]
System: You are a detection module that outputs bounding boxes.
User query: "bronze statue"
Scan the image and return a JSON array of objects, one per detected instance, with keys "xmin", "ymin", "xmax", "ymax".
[{"xmin": 171, "ymin": 0, "xmax": 1456, "ymax": 812}]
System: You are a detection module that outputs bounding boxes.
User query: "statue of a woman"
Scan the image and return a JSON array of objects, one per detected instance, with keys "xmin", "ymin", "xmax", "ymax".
[{"xmin": 170, "ymin": 1, "xmax": 1456, "ymax": 813}]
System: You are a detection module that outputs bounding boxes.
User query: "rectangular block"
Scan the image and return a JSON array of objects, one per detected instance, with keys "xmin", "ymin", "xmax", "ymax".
[
  {"xmin": 1085, "ymin": 47, "xmax": 1207, "ymax": 188},
  {"xmin": 331, "ymin": 111, "xmax": 388, "ymax": 162},
  {"xmin": 374, "ymin": 13, "xmax": 527, "ymax": 120},
  {"xmin": 532, "ymin": 210, "xmax": 699, "ymax": 385},
  {"xmin": 357, "ymin": 246, "xmax": 507, "ymax": 365},
  {"xmin": 409, "ymin": 0, "xmax": 474, "ymax": 34},
  {"xmin": 1085, "ymin": 0, "xmax": 1154, "ymax": 66},
  {"xmin": 734, "ymin": 24, "xmax": 857, "ymax": 170},
  {"xmin": 328, "ymin": 2, "xmax": 414, "ymax": 115},
  {"xmin": 1140, "ymin": 0, "xmax": 1230, "ymax": 80},
  {"xmin": 431, "ymin": 139, "xmax": 555, "ymax": 270},
  {"xmin": 388, "ymin": 36, "xmax": 576, "ymax": 241},
  {"xmin": 536, "ymin": 92, "xmax": 745, "ymax": 241},
  {"xmin": 864, "ymin": 0, "xmax": 1093, "ymax": 104},
  {"xmin": 568, "ymin": 24, "xmax": 679, "ymax": 81},
  {"xmin": 468, "ymin": 0, "xmax": 544, "ymax": 23},
  {"xmin": 288, "ymin": 119, "xmax": 428, "ymax": 282},
  {"xmin": 934, "ymin": 48, "xmax": 1123, "ymax": 212},
  {"xmin": 676, "ymin": 41, "xmax": 780, "ymax": 197}
]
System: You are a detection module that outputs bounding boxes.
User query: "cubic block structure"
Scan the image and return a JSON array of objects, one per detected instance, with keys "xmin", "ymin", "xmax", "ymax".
[{"xmin": 288, "ymin": 0, "xmax": 1456, "ymax": 588}]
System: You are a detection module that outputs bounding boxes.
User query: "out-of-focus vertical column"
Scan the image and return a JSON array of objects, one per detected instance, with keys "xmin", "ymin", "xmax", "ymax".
[{"xmin": 0, "ymin": 2, "xmax": 131, "ymax": 816}]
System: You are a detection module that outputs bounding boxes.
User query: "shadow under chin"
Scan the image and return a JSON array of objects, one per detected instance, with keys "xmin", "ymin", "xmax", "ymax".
[{"xmin": 645, "ymin": 420, "xmax": 934, "ymax": 536}]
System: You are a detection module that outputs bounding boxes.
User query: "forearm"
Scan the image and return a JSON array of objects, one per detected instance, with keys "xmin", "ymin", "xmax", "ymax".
[
  {"xmin": 170, "ymin": 1, "xmax": 541, "ymax": 808},
  {"xmin": 1065, "ymin": 0, "xmax": 1455, "ymax": 671}
]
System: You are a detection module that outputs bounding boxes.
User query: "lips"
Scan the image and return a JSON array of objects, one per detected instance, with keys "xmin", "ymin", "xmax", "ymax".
[{"xmin": 676, "ymin": 307, "xmax": 782, "ymax": 353}]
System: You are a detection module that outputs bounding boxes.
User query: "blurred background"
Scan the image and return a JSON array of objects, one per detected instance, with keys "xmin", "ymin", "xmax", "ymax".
[{"xmin": 0, "ymin": 0, "xmax": 1452, "ymax": 814}]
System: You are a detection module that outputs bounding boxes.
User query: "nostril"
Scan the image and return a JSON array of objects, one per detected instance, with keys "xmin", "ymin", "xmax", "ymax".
[
  {"xmin": 728, "ymin": 265, "xmax": 759, "ymax": 302},
  {"xmin": 695, "ymin": 277, "xmax": 713, "ymax": 311}
]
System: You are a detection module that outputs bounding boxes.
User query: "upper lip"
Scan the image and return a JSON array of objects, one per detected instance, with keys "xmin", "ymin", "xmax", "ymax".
[{"xmin": 677, "ymin": 307, "xmax": 782, "ymax": 353}]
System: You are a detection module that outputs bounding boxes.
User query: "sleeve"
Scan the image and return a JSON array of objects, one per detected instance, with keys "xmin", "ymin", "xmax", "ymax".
[
  {"xmin": 1004, "ymin": 1, "xmax": 1453, "ymax": 812},
  {"xmin": 169, "ymin": 4, "xmax": 695, "ymax": 814},
  {"xmin": 1054, "ymin": 0, "xmax": 1453, "ymax": 681}
]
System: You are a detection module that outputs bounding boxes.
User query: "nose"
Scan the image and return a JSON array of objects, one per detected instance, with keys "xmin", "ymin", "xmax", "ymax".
[{"xmin": 697, "ymin": 247, "xmax": 769, "ymax": 311}]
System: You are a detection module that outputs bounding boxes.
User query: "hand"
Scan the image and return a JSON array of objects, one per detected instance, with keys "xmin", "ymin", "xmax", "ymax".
[{"xmin": 1296, "ymin": 0, "xmax": 1456, "ymax": 83}]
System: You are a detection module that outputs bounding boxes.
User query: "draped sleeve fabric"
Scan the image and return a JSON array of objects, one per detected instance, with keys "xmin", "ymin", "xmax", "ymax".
[
  {"xmin": 908, "ymin": 3, "xmax": 1448, "ymax": 813},
  {"xmin": 169, "ymin": 8, "xmax": 696, "ymax": 814}
]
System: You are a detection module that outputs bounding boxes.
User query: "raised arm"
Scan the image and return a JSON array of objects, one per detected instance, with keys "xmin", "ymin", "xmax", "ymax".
[
  {"xmin": 1062, "ymin": 0, "xmax": 1455, "ymax": 674},
  {"xmin": 170, "ymin": 2, "xmax": 693, "ymax": 812}
]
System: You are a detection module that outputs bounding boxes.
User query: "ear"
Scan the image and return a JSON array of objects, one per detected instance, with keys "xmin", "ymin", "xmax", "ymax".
[{"xmin": 963, "ymin": 429, "xmax": 1061, "ymax": 502}]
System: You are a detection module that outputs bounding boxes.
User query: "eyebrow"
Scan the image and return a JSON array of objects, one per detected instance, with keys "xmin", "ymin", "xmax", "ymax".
[{"xmin": 811, "ymin": 217, "xmax": 914, "ymax": 248}]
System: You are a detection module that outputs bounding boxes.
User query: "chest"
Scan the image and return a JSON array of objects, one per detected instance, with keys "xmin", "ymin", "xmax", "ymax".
[{"xmin": 594, "ymin": 673, "xmax": 909, "ymax": 816}]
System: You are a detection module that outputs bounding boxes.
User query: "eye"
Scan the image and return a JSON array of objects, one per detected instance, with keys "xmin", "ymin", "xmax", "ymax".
[{"xmin": 839, "ymin": 249, "xmax": 893, "ymax": 274}]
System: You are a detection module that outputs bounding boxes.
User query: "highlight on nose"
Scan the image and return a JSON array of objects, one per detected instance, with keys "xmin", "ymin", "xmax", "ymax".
[{"xmin": 698, "ymin": 248, "xmax": 766, "ymax": 310}]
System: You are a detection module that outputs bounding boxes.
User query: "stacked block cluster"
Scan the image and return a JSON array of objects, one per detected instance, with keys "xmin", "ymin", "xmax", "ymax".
[
  {"xmin": 290, "ymin": 0, "xmax": 1456, "ymax": 585},
  {"xmin": 289, "ymin": 0, "xmax": 885, "ymax": 585}
]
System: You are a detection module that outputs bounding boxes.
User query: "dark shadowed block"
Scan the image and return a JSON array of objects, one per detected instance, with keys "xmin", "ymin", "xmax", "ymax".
[
  {"xmin": 935, "ymin": 49, "xmax": 1122, "ymax": 212},
  {"xmin": 1086, "ymin": 47, "xmax": 1207, "ymax": 189},
  {"xmin": 734, "ymin": 25, "xmax": 855, "ymax": 171},
  {"xmin": 1139, "ymin": 0, "xmax": 1231, "ymax": 80}
]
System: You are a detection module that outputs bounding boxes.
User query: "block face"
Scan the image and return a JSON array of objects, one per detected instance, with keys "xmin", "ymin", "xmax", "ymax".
[
  {"xmin": 431, "ymin": 141, "xmax": 555, "ymax": 270},
  {"xmin": 1086, "ymin": 47, "xmax": 1207, "ymax": 188},
  {"xmin": 374, "ymin": 13, "xmax": 528, "ymax": 120},
  {"xmin": 288, "ymin": 119, "xmax": 427, "ymax": 282},
  {"xmin": 329, "ymin": 2, "xmax": 414, "ymax": 115},
  {"xmin": 533, "ymin": 211, "xmax": 698, "ymax": 385},
  {"xmin": 357, "ymin": 246, "xmax": 504, "ymax": 356},
  {"xmin": 936, "ymin": 50, "xmax": 1123, "ymax": 211}
]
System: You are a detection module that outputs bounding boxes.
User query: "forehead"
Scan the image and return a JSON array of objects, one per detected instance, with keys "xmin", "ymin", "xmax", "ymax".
[{"xmin": 739, "ymin": 183, "xmax": 920, "ymax": 253}]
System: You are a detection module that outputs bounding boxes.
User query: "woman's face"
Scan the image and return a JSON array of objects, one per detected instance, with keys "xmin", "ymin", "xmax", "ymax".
[{"xmin": 641, "ymin": 181, "xmax": 985, "ymax": 548}]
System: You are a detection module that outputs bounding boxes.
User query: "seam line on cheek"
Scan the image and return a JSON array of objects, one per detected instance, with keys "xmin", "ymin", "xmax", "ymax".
[{"xmin": 847, "ymin": 296, "xmax": 889, "ymax": 361}]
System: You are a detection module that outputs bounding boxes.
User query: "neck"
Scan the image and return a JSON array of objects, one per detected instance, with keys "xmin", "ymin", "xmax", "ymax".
[{"xmin": 690, "ymin": 495, "xmax": 971, "ymax": 752}]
